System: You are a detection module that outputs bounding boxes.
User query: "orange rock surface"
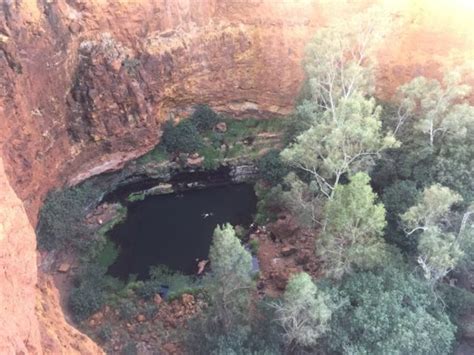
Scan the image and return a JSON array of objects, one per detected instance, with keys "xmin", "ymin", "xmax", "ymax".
[{"xmin": 0, "ymin": 0, "xmax": 472, "ymax": 353}]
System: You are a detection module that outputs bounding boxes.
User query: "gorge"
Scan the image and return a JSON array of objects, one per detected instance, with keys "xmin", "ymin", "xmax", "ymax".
[{"xmin": 1, "ymin": 0, "xmax": 473, "ymax": 353}]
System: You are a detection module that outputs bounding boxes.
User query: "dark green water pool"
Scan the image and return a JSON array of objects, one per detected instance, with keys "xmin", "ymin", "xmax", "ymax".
[{"xmin": 107, "ymin": 183, "xmax": 256, "ymax": 280}]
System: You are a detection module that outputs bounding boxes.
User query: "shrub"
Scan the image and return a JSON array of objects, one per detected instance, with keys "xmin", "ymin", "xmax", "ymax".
[
  {"xmin": 439, "ymin": 284, "xmax": 474, "ymax": 322},
  {"xmin": 143, "ymin": 303, "xmax": 158, "ymax": 319},
  {"xmin": 69, "ymin": 285, "xmax": 105, "ymax": 321},
  {"xmin": 382, "ymin": 180, "xmax": 419, "ymax": 253},
  {"xmin": 121, "ymin": 342, "xmax": 137, "ymax": 355},
  {"xmin": 161, "ymin": 120, "xmax": 203, "ymax": 153},
  {"xmin": 136, "ymin": 280, "xmax": 162, "ymax": 301},
  {"xmin": 257, "ymin": 149, "xmax": 288, "ymax": 184},
  {"xmin": 249, "ymin": 239, "xmax": 259, "ymax": 254},
  {"xmin": 199, "ymin": 145, "xmax": 223, "ymax": 170},
  {"xmin": 97, "ymin": 323, "xmax": 113, "ymax": 342},
  {"xmin": 254, "ymin": 183, "xmax": 283, "ymax": 224},
  {"xmin": 327, "ymin": 266, "xmax": 456, "ymax": 354},
  {"xmin": 190, "ymin": 104, "xmax": 219, "ymax": 132},
  {"xmin": 118, "ymin": 300, "xmax": 138, "ymax": 320},
  {"xmin": 37, "ymin": 182, "xmax": 101, "ymax": 251}
]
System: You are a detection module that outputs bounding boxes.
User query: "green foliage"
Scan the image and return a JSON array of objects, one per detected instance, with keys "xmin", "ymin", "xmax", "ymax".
[
  {"xmin": 303, "ymin": 6, "xmax": 390, "ymax": 113},
  {"xmin": 327, "ymin": 266, "xmax": 456, "ymax": 354},
  {"xmin": 273, "ymin": 273, "xmax": 333, "ymax": 351},
  {"xmin": 69, "ymin": 264, "xmax": 123, "ymax": 321},
  {"xmin": 395, "ymin": 68, "xmax": 473, "ymax": 146},
  {"xmin": 135, "ymin": 265, "xmax": 199, "ymax": 301},
  {"xmin": 69, "ymin": 283, "xmax": 106, "ymax": 322},
  {"xmin": 401, "ymin": 184, "xmax": 462, "ymax": 231},
  {"xmin": 198, "ymin": 145, "xmax": 224, "ymax": 170},
  {"xmin": 439, "ymin": 283, "xmax": 474, "ymax": 323},
  {"xmin": 254, "ymin": 183, "xmax": 283, "ymax": 224},
  {"xmin": 279, "ymin": 172, "xmax": 322, "ymax": 228},
  {"xmin": 317, "ymin": 173, "xmax": 387, "ymax": 279},
  {"xmin": 120, "ymin": 342, "xmax": 137, "ymax": 355},
  {"xmin": 249, "ymin": 239, "xmax": 259, "ymax": 254},
  {"xmin": 206, "ymin": 224, "xmax": 253, "ymax": 331},
  {"xmin": 185, "ymin": 300, "xmax": 282, "ymax": 355},
  {"xmin": 135, "ymin": 280, "xmax": 162, "ymax": 301},
  {"xmin": 127, "ymin": 191, "xmax": 146, "ymax": 202},
  {"xmin": 190, "ymin": 104, "xmax": 219, "ymax": 132},
  {"xmin": 136, "ymin": 145, "xmax": 169, "ymax": 165},
  {"xmin": 184, "ymin": 225, "xmax": 270, "ymax": 354},
  {"xmin": 118, "ymin": 300, "xmax": 138, "ymax": 320},
  {"xmin": 401, "ymin": 184, "xmax": 465, "ymax": 284},
  {"xmin": 97, "ymin": 323, "xmax": 113, "ymax": 342},
  {"xmin": 281, "ymin": 95, "xmax": 397, "ymax": 198},
  {"xmin": 161, "ymin": 120, "xmax": 204, "ymax": 153},
  {"xmin": 257, "ymin": 149, "xmax": 288, "ymax": 184},
  {"xmin": 97, "ymin": 238, "xmax": 119, "ymax": 268},
  {"xmin": 382, "ymin": 180, "xmax": 419, "ymax": 252},
  {"xmin": 37, "ymin": 181, "xmax": 102, "ymax": 251}
]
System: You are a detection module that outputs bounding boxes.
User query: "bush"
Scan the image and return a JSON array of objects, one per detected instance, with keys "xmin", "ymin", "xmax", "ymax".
[
  {"xmin": 121, "ymin": 342, "xmax": 137, "ymax": 355},
  {"xmin": 118, "ymin": 300, "xmax": 138, "ymax": 320},
  {"xmin": 257, "ymin": 149, "xmax": 289, "ymax": 184},
  {"xmin": 327, "ymin": 266, "xmax": 456, "ymax": 354},
  {"xmin": 136, "ymin": 280, "xmax": 162, "ymax": 301},
  {"xmin": 254, "ymin": 183, "xmax": 283, "ymax": 224},
  {"xmin": 439, "ymin": 284, "xmax": 474, "ymax": 322},
  {"xmin": 249, "ymin": 239, "xmax": 259, "ymax": 254},
  {"xmin": 143, "ymin": 303, "xmax": 158, "ymax": 319},
  {"xmin": 190, "ymin": 104, "xmax": 219, "ymax": 132},
  {"xmin": 161, "ymin": 120, "xmax": 203, "ymax": 153},
  {"xmin": 37, "ymin": 182, "xmax": 101, "ymax": 251},
  {"xmin": 97, "ymin": 323, "xmax": 113, "ymax": 342},
  {"xmin": 198, "ymin": 145, "xmax": 223, "ymax": 170},
  {"xmin": 69, "ymin": 285, "xmax": 105, "ymax": 321},
  {"xmin": 382, "ymin": 180, "xmax": 419, "ymax": 253}
]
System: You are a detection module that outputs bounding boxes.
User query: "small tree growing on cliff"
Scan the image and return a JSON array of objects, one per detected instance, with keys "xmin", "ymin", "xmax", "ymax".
[
  {"xmin": 281, "ymin": 95, "xmax": 397, "ymax": 199},
  {"xmin": 401, "ymin": 184, "xmax": 473, "ymax": 285},
  {"xmin": 161, "ymin": 120, "xmax": 203, "ymax": 153},
  {"xmin": 393, "ymin": 67, "xmax": 473, "ymax": 145},
  {"xmin": 302, "ymin": 5, "xmax": 394, "ymax": 116},
  {"xmin": 207, "ymin": 223, "xmax": 253, "ymax": 332},
  {"xmin": 273, "ymin": 272, "xmax": 333, "ymax": 352},
  {"xmin": 317, "ymin": 173, "xmax": 388, "ymax": 279},
  {"xmin": 190, "ymin": 104, "xmax": 219, "ymax": 132}
]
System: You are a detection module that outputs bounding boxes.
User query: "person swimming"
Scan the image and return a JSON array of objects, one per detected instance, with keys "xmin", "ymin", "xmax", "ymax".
[{"xmin": 201, "ymin": 212, "xmax": 214, "ymax": 218}]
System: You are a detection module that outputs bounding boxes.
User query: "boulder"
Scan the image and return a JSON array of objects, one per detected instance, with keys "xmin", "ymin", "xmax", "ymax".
[
  {"xmin": 295, "ymin": 250, "xmax": 311, "ymax": 265},
  {"xmin": 136, "ymin": 314, "xmax": 146, "ymax": 322},
  {"xmin": 186, "ymin": 155, "xmax": 204, "ymax": 168},
  {"xmin": 154, "ymin": 294, "xmax": 163, "ymax": 305},
  {"xmin": 215, "ymin": 122, "xmax": 227, "ymax": 132},
  {"xmin": 181, "ymin": 294, "xmax": 195, "ymax": 308},
  {"xmin": 270, "ymin": 271, "xmax": 289, "ymax": 291},
  {"xmin": 281, "ymin": 246, "xmax": 297, "ymax": 257},
  {"xmin": 57, "ymin": 263, "xmax": 71, "ymax": 273},
  {"xmin": 268, "ymin": 215, "xmax": 299, "ymax": 241}
]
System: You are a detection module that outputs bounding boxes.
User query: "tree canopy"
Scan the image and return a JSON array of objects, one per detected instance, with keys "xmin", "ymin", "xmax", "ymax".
[{"xmin": 317, "ymin": 173, "xmax": 387, "ymax": 279}]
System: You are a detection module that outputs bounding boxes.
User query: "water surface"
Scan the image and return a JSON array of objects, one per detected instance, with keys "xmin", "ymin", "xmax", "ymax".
[{"xmin": 107, "ymin": 183, "xmax": 256, "ymax": 280}]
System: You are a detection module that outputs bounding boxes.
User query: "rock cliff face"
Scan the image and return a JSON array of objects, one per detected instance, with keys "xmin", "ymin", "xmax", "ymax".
[{"xmin": 0, "ymin": 0, "xmax": 472, "ymax": 353}]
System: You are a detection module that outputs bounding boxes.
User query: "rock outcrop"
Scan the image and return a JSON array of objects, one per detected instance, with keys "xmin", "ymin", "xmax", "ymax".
[{"xmin": 0, "ymin": 0, "xmax": 472, "ymax": 353}]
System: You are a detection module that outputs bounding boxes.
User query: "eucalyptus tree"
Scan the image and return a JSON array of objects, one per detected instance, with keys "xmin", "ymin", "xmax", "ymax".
[
  {"xmin": 281, "ymin": 95, "xmax": 397, "ymax": 199},
  {"xmin": 273, "ymin": 272, "xmax": 333, "ymax": 352},
  {"xmin": 317, "ymin": 173, "xmax": 387, "ymax": 279},
  {"xmin": 302, "ymin": 6, "xmax": 393, "ymax": 117},
  {"xmin": 401, "ymin": 184, "xmax": 474, "ymax": 285},
  {"xmin": 394, "ymin": 67, "xmax": 474, "ymax": 145},
  {"xmin": 207, "ymin": 223, "xmax": 253, "ymax": 332}
]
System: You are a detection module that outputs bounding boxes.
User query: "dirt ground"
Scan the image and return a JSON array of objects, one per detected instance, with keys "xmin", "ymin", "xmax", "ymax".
[{"xmin": 253, "ymin": 214, "xmax": 322, "ymax": 298}]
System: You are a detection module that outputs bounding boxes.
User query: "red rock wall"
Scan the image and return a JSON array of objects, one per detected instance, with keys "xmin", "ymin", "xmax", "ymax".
[{"xmin": 0, "ymin": 0, "xmax": 472, "ymax": 353}]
